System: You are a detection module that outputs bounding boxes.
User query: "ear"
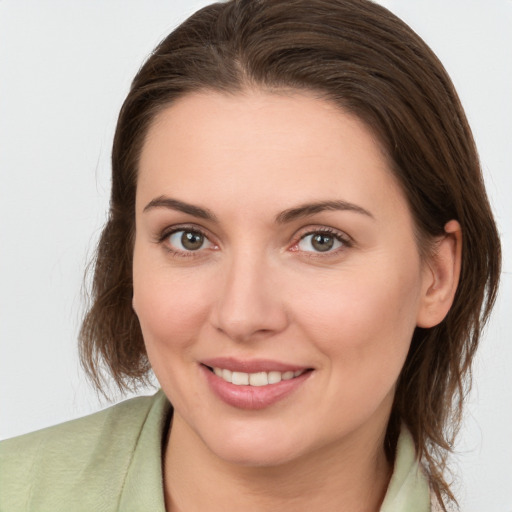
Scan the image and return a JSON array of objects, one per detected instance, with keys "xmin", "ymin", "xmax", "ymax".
[{"xmin": 416, "ymin": 220, "xmax": 462, "ymax": 328}]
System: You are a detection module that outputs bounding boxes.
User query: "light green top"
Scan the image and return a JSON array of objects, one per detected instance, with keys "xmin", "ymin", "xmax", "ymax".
[{"xmin": 0, "ymin": 390, "xmax": 431, "ymax": 511}]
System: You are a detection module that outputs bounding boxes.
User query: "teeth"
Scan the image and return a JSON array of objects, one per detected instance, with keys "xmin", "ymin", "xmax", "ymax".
[
  {"xmin": 249, "ymin": 372, "xmax": 268, "ymax": 386},
  {"xmin": 268, "ymin": 371, "xmax": 282, "ymax": 384},
  {"xmin": 231, "ymin": 371, "xmax": 249, "ymax": 385},
  {"xmin": 212, "ymin": 367, "xmax": 306, "ymax": 386}
]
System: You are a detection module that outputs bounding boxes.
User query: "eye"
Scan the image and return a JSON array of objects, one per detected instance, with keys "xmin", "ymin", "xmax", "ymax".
[
  {"xmin": 167, "ymin": 229, "xmax": 214, "ymax": 252},
  {"xmin": 296, "ymin": 230, "xmax": 348, "ymax": 253}
]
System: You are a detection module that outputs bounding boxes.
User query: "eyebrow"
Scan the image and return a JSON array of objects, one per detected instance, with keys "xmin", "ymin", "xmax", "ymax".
[
  {"xmin": 275, "ymin": 200, "xmax": 374, "ymax": 224},
  {"xmin": 143, "ymin": 196, "xmax": 373, "ymax": 224},
  {"xmin": 143, "ymin": 196, "xmax": 217, "ymax": 221}
]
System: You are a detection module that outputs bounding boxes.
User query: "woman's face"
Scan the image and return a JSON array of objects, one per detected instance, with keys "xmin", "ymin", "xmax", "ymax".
[{"xmin": 133, "ymin": 90, "xmax": 434, "ymax": 466}]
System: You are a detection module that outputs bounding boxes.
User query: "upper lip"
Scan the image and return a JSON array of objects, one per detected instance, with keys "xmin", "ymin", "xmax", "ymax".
[{"xmin": 201, "ymin": 357, "xmax": 311, "ymax": 373}]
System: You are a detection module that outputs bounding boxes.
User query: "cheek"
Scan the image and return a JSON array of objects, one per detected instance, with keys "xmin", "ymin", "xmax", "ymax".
[
  {"xmin": 133, "ymin": 265, "xmax": 213, "ymax": 407},
  {"xmin": 295, "ymin": 270, "xmax": 422, "ymax": 433},
  {"xmin": 292, "ymin": 263, "xmax": 423, "ymax": 379},
  {"xmin": 132, "ymin": 256, "xmax": 211, "ymax": 351}
]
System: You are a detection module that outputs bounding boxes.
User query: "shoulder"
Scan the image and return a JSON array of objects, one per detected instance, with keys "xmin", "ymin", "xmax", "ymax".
[{"xmin": 0, "ymin": 391, "xmax": 168, "ymax": 511}]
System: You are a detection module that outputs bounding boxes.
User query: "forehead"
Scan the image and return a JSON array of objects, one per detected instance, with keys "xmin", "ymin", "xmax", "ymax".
[{"xmin": 137, "ymin": 90, "xmax": 408, "ymax": 222}]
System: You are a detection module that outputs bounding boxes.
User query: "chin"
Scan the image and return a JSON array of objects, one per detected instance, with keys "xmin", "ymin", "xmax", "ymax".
[
  {"xmin": 209, "ymin": 437, "xmax": 307, "ymax": 468},
  {"xmin": 194, "ymin": 416, "xmax": 319, "ymax": 468}
]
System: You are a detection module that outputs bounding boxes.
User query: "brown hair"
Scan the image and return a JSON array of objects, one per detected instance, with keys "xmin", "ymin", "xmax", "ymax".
[{"xmin": 79, "ymin": 0, "xmax": 501, "ymax": 507}]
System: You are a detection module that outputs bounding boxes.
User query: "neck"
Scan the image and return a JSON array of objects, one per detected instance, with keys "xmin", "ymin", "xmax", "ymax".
[{"xmin": 163, "ymin": 413, "xmax": 392, "ymax": 512}]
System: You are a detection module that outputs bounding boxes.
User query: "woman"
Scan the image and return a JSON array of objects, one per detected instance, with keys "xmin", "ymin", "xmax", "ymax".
[{"xmin": 0, "ymin": 1, "xmax": 501, "ymax": 510}]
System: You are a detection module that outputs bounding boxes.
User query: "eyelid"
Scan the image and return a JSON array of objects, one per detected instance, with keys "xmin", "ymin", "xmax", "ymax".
[
  {"xmin": 158, "ymin": 223, "xmax": 205, "ymax": 241},
  {"xmin": 289, "ymin": 225, "xmax": 353, "ymax": 254},
  {"xmin": 155, "ymin": 223, "xmax": 352, "ymax": 257},
  {"xmin": 157, "ymin": 224, "xmax": 217, "ymax": 255}
]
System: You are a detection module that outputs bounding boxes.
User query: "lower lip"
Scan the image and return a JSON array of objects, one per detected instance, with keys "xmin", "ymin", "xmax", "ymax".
[{"xmin": 201, "ymin": 365, "xmax": 312, "ymax": 410}]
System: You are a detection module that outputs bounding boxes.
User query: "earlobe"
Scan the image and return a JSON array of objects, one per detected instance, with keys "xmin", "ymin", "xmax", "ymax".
[{"xmin": 416, "ymin": 220, "xmax": 462, "ymax": 328}]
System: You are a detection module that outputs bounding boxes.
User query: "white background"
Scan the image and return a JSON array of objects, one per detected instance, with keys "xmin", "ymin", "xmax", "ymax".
[{"xmin": 0, "ymin": 1, "xmax": 510, "ymax": 510}]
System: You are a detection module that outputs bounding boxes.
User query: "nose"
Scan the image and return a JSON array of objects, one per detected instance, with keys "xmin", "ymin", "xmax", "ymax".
[{"xmin": 210, "ymin": 252, "xmax": 289, "ymax": 343}]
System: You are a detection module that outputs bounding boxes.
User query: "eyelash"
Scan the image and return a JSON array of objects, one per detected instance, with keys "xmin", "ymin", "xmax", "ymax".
[
  {"xmin": 291, "ymin": 227, "xmax": 353, "ymax": 257},
  {"xmin": 157, "ymin": 225, "xmax": 352, "ymax": 258},
  {"xmin": 157, "ymin": 225, "xmax": 214, "ymax": 258}
]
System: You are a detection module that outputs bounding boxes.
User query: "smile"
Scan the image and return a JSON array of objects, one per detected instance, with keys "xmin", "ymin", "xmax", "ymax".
[
  {"xmin": 201, "ymin": 360, "xmax": 313, "ymax": 409},
  {"xmin": 211, "ymin": 367, "xmax": 306, "ymax": 386}
]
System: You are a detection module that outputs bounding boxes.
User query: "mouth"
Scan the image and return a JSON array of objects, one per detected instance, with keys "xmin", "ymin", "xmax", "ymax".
[
  {"xmin": 204, "ymin": 366, "xmax": 309, "ymax": 387},
  {"xmin": 200, "ymin": 359, "xmax": 313, "ymax": 410}
]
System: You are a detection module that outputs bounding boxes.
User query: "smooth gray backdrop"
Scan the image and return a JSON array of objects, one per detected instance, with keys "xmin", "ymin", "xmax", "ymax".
[{"xmin": 1, "ymin": 1, "xmax": 511, "ymax": 510}]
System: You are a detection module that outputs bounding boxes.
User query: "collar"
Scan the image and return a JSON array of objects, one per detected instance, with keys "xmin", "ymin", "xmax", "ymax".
[{"xmin": 119, "ymin": 391, "xmax": 431, "ymax": 511}]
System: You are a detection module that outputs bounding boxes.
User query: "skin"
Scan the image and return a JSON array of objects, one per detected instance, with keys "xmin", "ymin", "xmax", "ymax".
[{"xmin": 132, "ymin": 90, "xmax": 461, "ymax": 512}]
